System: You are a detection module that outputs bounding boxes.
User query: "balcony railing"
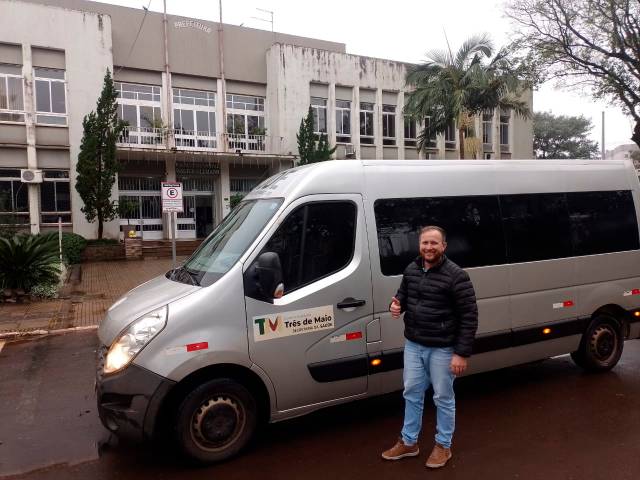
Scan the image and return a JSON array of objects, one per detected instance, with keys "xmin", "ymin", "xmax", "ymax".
[
  {"xmin": 117, "ymin": 128, "xmax": 283, "ymax": 155},
  {"xmin": 174, "ymin": 129, "xmax": 217, "ymax": 151},
  {"xmin": 118, "ymin": 126, "xmax": 165, "ymax": 148},
  {"xmin": 225, "ymin": 133, "xmax": 267, "ymax": 152}
]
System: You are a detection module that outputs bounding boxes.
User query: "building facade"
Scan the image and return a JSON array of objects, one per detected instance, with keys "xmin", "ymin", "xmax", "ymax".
[{"xmin": 0, "ymin": 0, "xmax": 534, "ymax": 240}]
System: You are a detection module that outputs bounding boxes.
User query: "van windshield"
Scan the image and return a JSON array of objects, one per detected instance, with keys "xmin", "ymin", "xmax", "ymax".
[{"xmin": 171, "ymin": 199, "xmax": 283, "ymax": 287}]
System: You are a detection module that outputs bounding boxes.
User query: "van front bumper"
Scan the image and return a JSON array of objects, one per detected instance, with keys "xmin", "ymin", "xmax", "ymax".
[{"xmin": 96, "ymin": 346, "xmax": 175, "ymax": 442}]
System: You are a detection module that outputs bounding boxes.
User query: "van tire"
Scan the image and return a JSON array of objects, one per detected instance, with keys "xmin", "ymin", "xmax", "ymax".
[
  {"xmin": 175, "ymin": 378, "xmax": 257, "ymax": 464},
  {"xmin": 571, "ymin": 315, "xmax": 624, "ymax": 372}
]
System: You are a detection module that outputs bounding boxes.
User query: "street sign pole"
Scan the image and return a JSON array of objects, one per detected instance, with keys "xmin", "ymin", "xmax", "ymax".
[
  {"xmin": 171, "ymin": 211, "xmax": 177, "ymax": 270},
  {"xmin": 161, "ymin": 181, "xmax": 184, "ymax": 271}
]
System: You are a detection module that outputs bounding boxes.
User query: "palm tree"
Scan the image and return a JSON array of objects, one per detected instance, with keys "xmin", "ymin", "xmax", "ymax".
[{"xmin": 404, "ymin": 34, "xmax": 531, "ymax": 159}]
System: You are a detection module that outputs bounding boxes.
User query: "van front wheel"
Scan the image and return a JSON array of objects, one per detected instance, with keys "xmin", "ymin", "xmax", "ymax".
[
  {"xmin": 175, "ymin": 378, "xmax": 257, "ymax": 463},
  {"xmin": 571, "ymin": 315, "xmax": 624, "ymax": 372}
]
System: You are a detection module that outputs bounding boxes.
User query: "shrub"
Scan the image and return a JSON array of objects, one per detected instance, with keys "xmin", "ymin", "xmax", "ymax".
[
  {"xmin": 0, "ymin": 233, "xmax": 61, "ymax": 292},
  {"xmin": 61, "ymin": 232, "xmax": 87, "ymax": 264},
  {"xmin": 30, "ymin": 282, "xmax": 59, "ymax": 299}
]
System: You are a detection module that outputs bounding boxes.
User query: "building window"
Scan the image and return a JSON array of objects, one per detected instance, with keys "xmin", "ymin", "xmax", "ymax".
[
  {"xmin": 0, "ymin": 169, "xmax": 29, "ymax": 226},
  {"xmin": 382, "ymin": 105, "xmax": 396, "ymax": 146},
  {"xmin": 40, "ymin": 170, "xmax": 71, "ymax": 224},
  {"xmin": 445, "ymin": 119, "xmax": 456, "ymax": 149},
  {"xmin": 34, "ymin": 68, "xmax": 66, "ymax": 125},
  {"xmin": 310, "ymin": 97, "xmax": 327, "ymax": 134},
  {"xmin": 404, "ymin": 116, "xmax": 417, "ymax": 147},
  {"xmin": 226, "ymin": 94, "xmax": 264, "ymax": 111},
  {"xmin": 116, "ymin": 82, "xmax": 163, "ymax": 145},
  {"xmin": 424, "ymin": 116, "xmax": 438, "ymax": 149},
  {"xmin": 335, "ymin": 100, "xmax": 351, "ymax": 143},
  {"xmin": 0, "ymin": 64, "xmax": 24, "ymax": 123},
  {"xmin": 360, "ymin": 102, "xmax": 374, "ymax": 145},
  {"xmin": 230, "ymin": 178, "xmax": 260, "ymax": 195},
  {"xmin": 482, "ymin": 110, "xmax": 493, "ymax": 150},
  {"xmin": 173, "ymin": 88, "xmax": 216, "ymax": 149},
  {"xmin": 500, "ymin": 110, "xmax": 510, "ymax": 152},
  {"xmin": 226, "ymin": 93, "xmax": 266, "ymax": 151}
]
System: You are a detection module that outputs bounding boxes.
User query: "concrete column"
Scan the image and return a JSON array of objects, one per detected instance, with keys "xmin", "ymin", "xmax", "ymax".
[
  {"xmin": 327, "ymin": 82, "xmax": 336, "ymax": 157},
  {"xmin": 22, "ymin": 44, "xmax": 40, "ymax": 234},
  {"xmin": 219, "ymin": 160, "xmax": 231, "ymax": 220},
  {"xmin": 508, "ymin": 110, "xmax": 514, "ymax": 158},
  {"xmin": 437, "ymin": 131, "xmax": 446, "ymax": 159},
  {"xmin": 475, "ymin": 114, "xmax": 482, "ymax": 159},
  {"xmin": 217, "ymin": 78, "xmax": 226, "ymax": 152},
  {"xmin": 162, "ymin": 72, "xmax": 175, "ymax": 149},
  {"xmin": 396, "ymin": 91, "xmax": 405, "ymax": 160},
  {"xmin": 375, "ymin": 88, "xmax": 383, "ymax": 159},
  {"xmin": 351, "ymin": 86, "xmax": 360, "ymax": 158},
  {"xmin": 494, "ymin": 109, "xmax": 501, "ymax": 160}
]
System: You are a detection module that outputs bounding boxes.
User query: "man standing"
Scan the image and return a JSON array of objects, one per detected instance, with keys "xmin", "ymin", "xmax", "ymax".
[{"xmin": 381, "ymin": 226, "xmax": 478, "ymax": 469}]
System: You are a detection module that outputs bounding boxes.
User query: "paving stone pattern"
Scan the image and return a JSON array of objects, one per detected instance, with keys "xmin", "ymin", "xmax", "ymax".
[{"xmin": 0, "ymin": 258, "xmax": 185, "ymax": 334}]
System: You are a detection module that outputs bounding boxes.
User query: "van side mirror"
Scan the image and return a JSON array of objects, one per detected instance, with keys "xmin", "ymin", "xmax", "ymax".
[{"xmin": 245, "ymin": 252, "xmax": 283, "ymax": 302}]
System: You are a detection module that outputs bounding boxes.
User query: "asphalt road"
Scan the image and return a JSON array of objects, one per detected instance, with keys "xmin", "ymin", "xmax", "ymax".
[{"xmin": 2, "ymin": 331, "xmax": 640, "ymax": 480}]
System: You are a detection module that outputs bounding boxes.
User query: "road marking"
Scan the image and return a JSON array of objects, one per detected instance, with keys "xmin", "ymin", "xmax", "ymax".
[{"xmin": 0, "ymin": 340, "xmax": 5, "ymax": 354}]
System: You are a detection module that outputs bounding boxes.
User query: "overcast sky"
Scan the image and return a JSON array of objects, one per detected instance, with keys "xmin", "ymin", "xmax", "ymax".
[{"xmin": 99, "ymin": 0, "xmax": 635, "ymax": 151}]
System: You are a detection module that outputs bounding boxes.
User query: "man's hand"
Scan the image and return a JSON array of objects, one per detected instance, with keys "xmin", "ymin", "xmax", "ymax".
[
  {"xmin": 450, "ymin": 354, "xmax": 467, "ymax": 376},
  {"xmin": 390, "ymin": 297, "xmax": 402, "ymax": 318}
]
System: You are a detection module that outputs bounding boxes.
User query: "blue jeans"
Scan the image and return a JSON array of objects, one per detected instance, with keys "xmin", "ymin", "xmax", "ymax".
[{"xmin": 401, "ymin": 339, "xmax": 456, "ymax": 448}]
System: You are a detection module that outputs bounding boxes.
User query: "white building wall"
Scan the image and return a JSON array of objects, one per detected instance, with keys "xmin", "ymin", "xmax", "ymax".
[
  {"xmin": 267, "ymin": 44, "xmax": 407, "ymax": 157},
  {"xmin": 1, "ymin": 0, "xmax": 114, "ymax": 238},
  {"xmin": 267, "ymin": 43, "xmax": 534, "ymax": 162}
]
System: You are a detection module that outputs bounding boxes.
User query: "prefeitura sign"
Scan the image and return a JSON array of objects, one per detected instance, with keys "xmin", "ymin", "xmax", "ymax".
[{"xmin": 161, "ymin": 182, "xmax": 183, "ymax": 213}]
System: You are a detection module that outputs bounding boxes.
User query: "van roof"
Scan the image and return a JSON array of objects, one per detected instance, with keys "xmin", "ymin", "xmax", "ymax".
[{"xmin": 243, "ymin": 159, "xmax": 635, "ymax": 201}]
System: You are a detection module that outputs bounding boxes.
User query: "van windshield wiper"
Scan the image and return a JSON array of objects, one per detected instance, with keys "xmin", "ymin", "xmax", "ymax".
[{"xmin": 168, "ymin": 266, "xmax": 200, "ymax": 286}]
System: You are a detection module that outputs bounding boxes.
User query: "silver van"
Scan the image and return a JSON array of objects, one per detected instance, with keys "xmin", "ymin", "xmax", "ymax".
[{"xmin": 96, "ymin": 160, "xmax": 640, "ymax": 463}]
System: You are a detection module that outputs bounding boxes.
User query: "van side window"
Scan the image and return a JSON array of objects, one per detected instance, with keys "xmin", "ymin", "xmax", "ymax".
[
  {"xmin": 500, "ymin": 193, "xmax": 573, "ymax": 263},
  {"xmin": 374, "ymin": 196, "xmax": 506, "ymax": 275},
  {"xmin": 261, "ymin": 201, "xmax": 356, "ymax": 294},
  {"xmin": 567, "ymin": 190, "xmax": 640, "ymax": 255}
]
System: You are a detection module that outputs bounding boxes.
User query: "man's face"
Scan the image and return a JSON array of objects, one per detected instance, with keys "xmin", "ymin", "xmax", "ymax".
[{"xmin": 419, "ymin": 229, "xmax": 447, "ymax": 265}]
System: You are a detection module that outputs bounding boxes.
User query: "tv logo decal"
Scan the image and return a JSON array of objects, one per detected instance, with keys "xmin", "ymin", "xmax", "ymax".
[{"xmin": 253, "ymin": 305, "xmax": 335, "ymax": 342}]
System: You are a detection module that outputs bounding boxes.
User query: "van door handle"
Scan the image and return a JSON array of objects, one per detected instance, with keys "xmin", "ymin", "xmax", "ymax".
[{"xmin": 337, "ymin": 298, "xmax": 366, "ymax": 309}]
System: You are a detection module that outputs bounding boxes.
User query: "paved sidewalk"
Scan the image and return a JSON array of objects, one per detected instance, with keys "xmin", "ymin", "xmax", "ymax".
[{"xmin": 0, "ymin": 257, "xmax": 185, "ymax": 338}]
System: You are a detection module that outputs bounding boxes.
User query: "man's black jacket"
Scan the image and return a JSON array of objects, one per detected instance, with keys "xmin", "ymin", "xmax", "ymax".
[{"xmin": 395, "ymin": 255, "xmax": 478, "ymax": 357}]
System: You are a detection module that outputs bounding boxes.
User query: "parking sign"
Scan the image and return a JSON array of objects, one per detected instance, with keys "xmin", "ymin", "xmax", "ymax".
[{"xmin": 161, "ymin": 182, "xmax": 183, "ymax": 212}]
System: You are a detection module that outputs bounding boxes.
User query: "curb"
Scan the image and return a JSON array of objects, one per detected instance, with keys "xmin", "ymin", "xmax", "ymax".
[{"xmin": 0, "ymin": 325, "xmax": 98, "ymax": 341}]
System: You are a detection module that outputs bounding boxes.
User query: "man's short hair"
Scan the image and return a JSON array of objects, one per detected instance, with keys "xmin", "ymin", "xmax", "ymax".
[{"xmin": 419, "ymin": 225, "xmax": 447, "ymax": 242}]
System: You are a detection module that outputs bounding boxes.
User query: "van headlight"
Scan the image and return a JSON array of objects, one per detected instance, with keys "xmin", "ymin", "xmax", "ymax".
[{"xmin": 104, "ymin": 306, "xmax": 167, "ymax": 375}]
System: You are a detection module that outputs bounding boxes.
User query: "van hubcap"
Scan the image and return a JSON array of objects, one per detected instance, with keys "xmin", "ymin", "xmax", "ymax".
[
  {"xmin": 590, "ymin": 326, "xmax": 616, "ymax": 362},
  {"xmin": 192, "ymin": 397, "xmax": 244, "ymax": 450}
]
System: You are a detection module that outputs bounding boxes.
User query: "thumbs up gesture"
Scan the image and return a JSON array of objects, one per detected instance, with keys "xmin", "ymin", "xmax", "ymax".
[{"xmin": 390, "ymin": 296, "xmax": 402, "ymax": 319}]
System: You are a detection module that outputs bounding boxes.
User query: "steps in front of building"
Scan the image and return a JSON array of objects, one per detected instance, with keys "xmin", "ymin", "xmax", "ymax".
[{"xmin": 142, "ymin": 239, "xmax": 203, "ymax": 258}]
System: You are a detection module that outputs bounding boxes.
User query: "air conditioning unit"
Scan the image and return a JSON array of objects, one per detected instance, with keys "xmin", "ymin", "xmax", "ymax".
[
  {"xmin": 345, "ymin": 144, "xmax": 355, "ymax": 157},
  {"xmin": 20, "ymin": 169, "xmax": 43, "ymax": 183}
]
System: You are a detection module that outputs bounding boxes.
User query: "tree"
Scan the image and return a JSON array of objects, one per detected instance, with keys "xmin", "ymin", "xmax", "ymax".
[
  {"xmin": 404, "ymin": 33, "xmax": 531, "ymax": 158},
  {"xmin": 75, "ymin": 69, "xmax": 125, "ymax": 239},
  {"xmin": 534, "ymin": 112, "xmax": 599, "ymax": 159},
  {"xmin": 505, "ymin": 0, "xmax": 640, "ymax": 148},
  {"xmin": 296, "ymin": 106, "xmax": 336, "ymax": 165}
]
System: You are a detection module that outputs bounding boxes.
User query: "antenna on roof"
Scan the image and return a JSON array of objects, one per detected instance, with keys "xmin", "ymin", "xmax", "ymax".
[{"xmin": 252, "ymin": 7, "xmax": 274, "ymax": 33}]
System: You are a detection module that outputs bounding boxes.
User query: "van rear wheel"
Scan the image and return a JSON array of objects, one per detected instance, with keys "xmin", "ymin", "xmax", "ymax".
[
  {"xmin": 175, "ymin": 378, "xmax": 257, "ymax": 463},
  {"xmin": 571, "ymin": 314, "xmax": 623, "ymax": 372}
]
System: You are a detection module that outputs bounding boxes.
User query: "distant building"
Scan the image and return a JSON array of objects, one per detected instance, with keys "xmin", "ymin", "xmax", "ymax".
[
  {"xmin": 605, "ymin": 143, "xmax": 640, "ymax": 172},
  {"xmin": 0, "ymin": 0, "xmax": 534, "ymax": 239}
]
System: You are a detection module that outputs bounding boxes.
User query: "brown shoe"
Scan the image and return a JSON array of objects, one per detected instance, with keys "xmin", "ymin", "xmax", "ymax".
[
  {"xmin": 425, "ymin": 443, "xmax": 452, "ymax": 468},
  {"xmin": 381, "ymin": 438, "xmax": 419, "ymax": 460}
]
